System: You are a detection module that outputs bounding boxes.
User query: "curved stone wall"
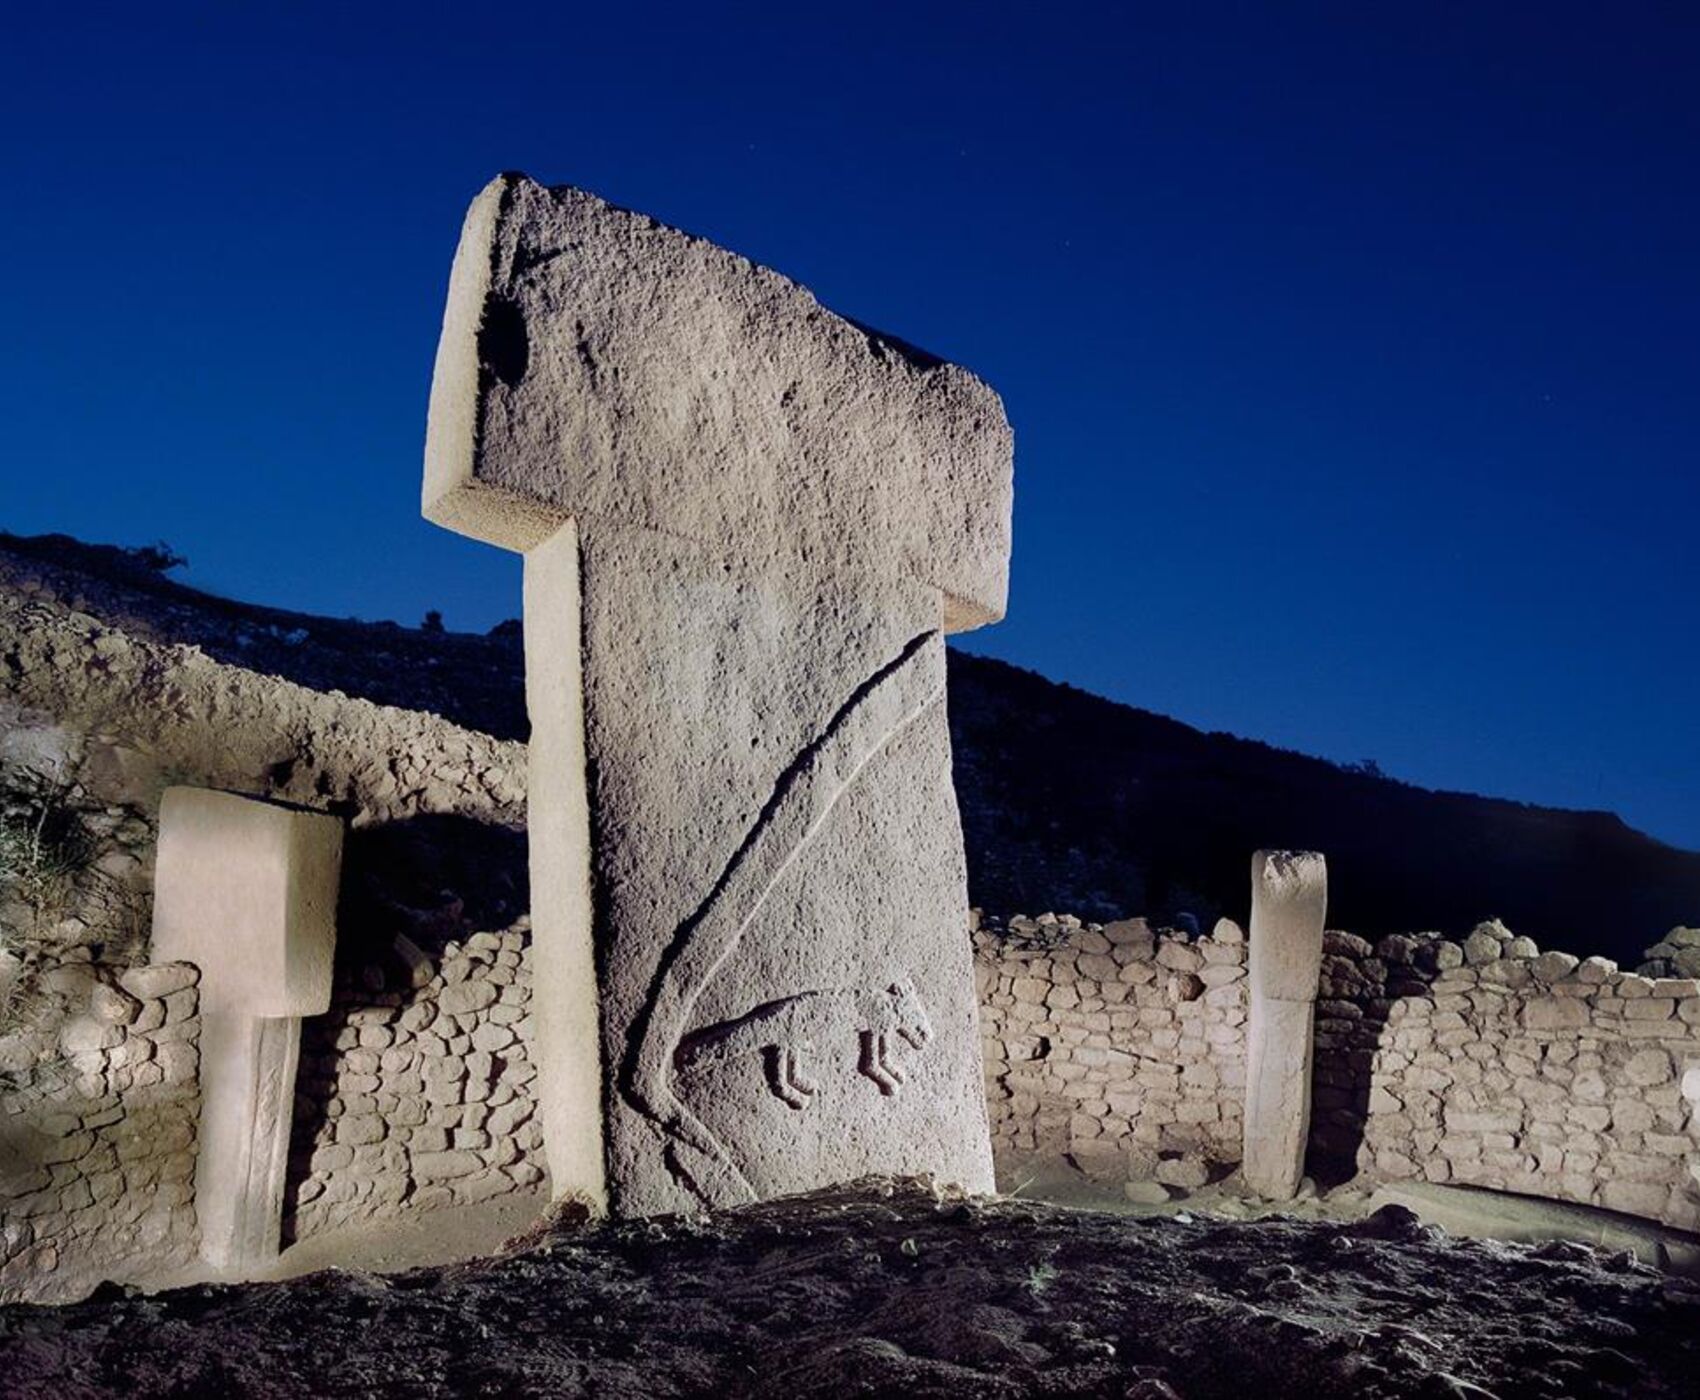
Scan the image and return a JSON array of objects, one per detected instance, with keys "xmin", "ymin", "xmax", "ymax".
[
  {"xmin": 1359, "ymin": 949, "xmax": 1700, "ymax": 1229},
  {"xmin": 5, "ymin": 576, "xmax": 1697, "ymax": 1299},
  {"xmin": 977, "ymin": 913, "xmax": 1700, "ymax": 1231}
]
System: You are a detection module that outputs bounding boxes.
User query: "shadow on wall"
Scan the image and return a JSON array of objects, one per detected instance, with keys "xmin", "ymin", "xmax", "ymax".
[
  {"xmin": 1307, "ymin": 930, "xmax": 1448, "ymax": 1185},
  {"xmin": 283, "ymin": 814, "xmax": 532, "ymax": 1243},
  {"xmin": 337, "ymin": 815, "xmax": 529, "ymax": 959}
]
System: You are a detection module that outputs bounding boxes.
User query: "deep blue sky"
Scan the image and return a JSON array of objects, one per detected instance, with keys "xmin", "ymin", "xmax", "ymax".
[{"xmin": 3, "ymin": 5, "xmax": 1696, "ymax": 851}]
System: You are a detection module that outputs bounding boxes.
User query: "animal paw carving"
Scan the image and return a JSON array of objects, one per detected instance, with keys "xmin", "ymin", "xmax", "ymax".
[
  {"xmin": 858, "ymin": 1028, "xmax": 908, "ymax": 1096},
  {"xmin": 761, "ymin": 1043, "xmax": 819, "ymax": 1110},
  {"xmin": 675, "ymin": 979, "xmax": 932, "ymax": 1108}
]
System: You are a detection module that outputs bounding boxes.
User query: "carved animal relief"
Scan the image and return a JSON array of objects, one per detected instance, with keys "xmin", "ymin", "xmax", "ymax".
[
  {"xmin": 623, "ymin": 632, "xmax": 946, "ymax": 1205},
  {"xmin": 423, "ymin": 175, "xmax": 1009, "ymax": 1215},
  {"xmin": 676, "ymin": 980, "xmax": 934, "ymax": 1108}
]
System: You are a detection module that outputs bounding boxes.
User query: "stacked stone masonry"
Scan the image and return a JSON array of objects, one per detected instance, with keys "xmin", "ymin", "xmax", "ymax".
[
  {"xmin": 976, "ymin": 913, "xmax": 1248, "ymax": 1190},
  {"xmin": 287, "ymin": 923, "xmax": 546, "ymax": 1239},
  {"xmin": 1637, "ymin": 926, "xmax": 1700, "ymax": 981},
  {"xmin": 977, "ymin": 914, "xmax": 1700, "ymax": 1230},
  {"xmin": 5, "ymin": 577, "xmax": 1698, "ymax": 1295},
  {"xmin": 4, "ymin": 908, "xmax": 1698, "ymax": 1307},
  {"xmin": 0, "ymin": 961, "xmax": 200, "ymax": 1303},
  {"xmin": 3, "ymin": 559, "xmax": 535, "ymax": 1301},
  {"xmin": 1347, "ymin": 924, "xmax": 1700, "ymax": 1231}
]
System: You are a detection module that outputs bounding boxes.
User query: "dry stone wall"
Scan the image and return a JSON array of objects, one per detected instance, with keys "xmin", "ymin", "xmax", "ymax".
[
  {"xmin": 976, "ymin": 913, "xmax": 1247, "ymax": 1192},
  {"xmin": 6, "ymin": 560, "xmax": 1699, "ymax": 1298},
  {"xmin": 2, "ymin": 568, "xmax": 533, "ymax": 1301},
  {"xmin": 287, "ymin": 924, "xmax": 545, "ymax": 1240},
  {"xmin": 1305, "ymin": 927, "xmax": 1453, "ymax": 1166},
  {"xmin": 1349, "ymin": 928, "xmax": 1700, "ymax": 1231},
  {"xmin": 0, "ymin": 961, "xmax": 200, "ymax": 1303},
  {"xmin": 976, "ymin": 913, "xmax": 1700, "ymax": 1231}
]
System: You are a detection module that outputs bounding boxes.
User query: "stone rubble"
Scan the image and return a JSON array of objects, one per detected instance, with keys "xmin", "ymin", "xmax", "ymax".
[{"xmin": 1638, "ymin": 926, "xmax": 1700, "ymax": 981}]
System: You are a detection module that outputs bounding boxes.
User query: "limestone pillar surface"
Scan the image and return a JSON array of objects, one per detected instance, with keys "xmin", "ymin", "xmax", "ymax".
[
  {"xmin": 423, "ymin": 174, "xmax": 1013, "ymax": 1215},
  {"xmin": 150, "ymin": 787, "xmax": 342, "ymax": 1270},
  {"xmin": 1242, "ymin": 848, "xmax": 1327, "ymax": 1201}
]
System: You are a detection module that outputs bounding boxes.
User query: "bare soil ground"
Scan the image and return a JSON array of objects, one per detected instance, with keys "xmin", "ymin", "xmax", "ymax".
[{"xmin": 1, "ymin": 1180, "xmax": 1694, "ymax": 1399}]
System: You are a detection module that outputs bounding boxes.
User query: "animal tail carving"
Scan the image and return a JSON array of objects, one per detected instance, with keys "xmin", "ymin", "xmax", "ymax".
[{"xmin": 622, "ymin": 628, "xmax": 946, "ymax": 1205}]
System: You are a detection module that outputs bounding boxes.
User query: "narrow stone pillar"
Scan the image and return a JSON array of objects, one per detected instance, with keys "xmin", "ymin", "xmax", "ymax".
[
  {"xmin": 150, "ymin": 787, "xmax": 342, "ymax": 1272},
  {"xmin": 423, "ymin": 174, "xmax": 1012, "ymax": 1215},
  {"xmin": 1243, "ymin": 848, "xmax": 1327, "ymax": 1200}
]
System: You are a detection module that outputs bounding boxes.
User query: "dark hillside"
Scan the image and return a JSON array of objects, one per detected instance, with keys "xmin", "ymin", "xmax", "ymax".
[
  {"xmin": 0, "ymin": 533, "xmax": 527, "ymax": 741},
  {"xmin": 5, "ymin": 532, "xmax": 1695, "ymax": 963},
  {"xmin": 948, "ymin": 651, "xmax": 1699, "ymax": 961}
]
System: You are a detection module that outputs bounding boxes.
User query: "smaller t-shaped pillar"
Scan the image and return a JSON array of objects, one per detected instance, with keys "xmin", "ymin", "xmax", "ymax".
[
  {"xmin": 1242, "ymin": 849, "xmax": 1327, "ymax": 1200},
  {"xmin": 151, "ymin": 788, "xmax": 342, "ymax": 1273}
]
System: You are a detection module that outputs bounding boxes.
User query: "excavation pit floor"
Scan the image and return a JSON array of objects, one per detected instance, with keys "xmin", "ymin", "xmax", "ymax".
[{"xmin": 1, "ymin": 1179, "xmax": 1695, "ymax": 1399}]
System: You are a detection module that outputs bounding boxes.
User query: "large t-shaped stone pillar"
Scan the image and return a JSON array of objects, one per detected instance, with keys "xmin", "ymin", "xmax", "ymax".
[
  {"xmin": 424, "ymin": 174, "xmax": 1012, "ymax": 1216},
  {"xmin": 151, "ymin": 788, "xmax": 342, "ymax": 1271},
  {"xmin": 1242, "ymin": 849, "xmax": 1327, "ymax": 1201}
]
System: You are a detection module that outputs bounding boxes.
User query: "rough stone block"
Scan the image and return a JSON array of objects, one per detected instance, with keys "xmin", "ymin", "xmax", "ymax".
[
  {"xmin": 438, "ymin": 981, "xmax": 498, "ymax": 1017},
  {"xmin": 1529, "ymin": 951, "xmax": 1580, "ymax": 982},
  {"xmin": 89, "ymin": 983, "xmax": 141, "ymax": 1026},
  {"xmin": 1154, "ymin": 1154, "xmax": 1209, "ymax": 1188},
  {"xmin": 422, "ymin": 175, "xmax": 1009, "ymax": 1216},
  {"xmin": 59, "ymin": 1017, "xmax": 122, "ymax": 1056},
  {"xmin": 1623, "ymin": 1049, "xmax": 1674, "ymax": 1086},
  {"xmin": 150, "ymin": 787, "xmax": 343, "ymax": 1274},
  {"xmin": 1524, "ymin": 997, "xmax": 1591, "ymax": 1032},
  {"xmin": 1243, "ymin": 850, "xmax": 1326, "ymax": 1201},
  {"xmin": 412, "ymin": 1149, "xmax": 483, "ymax": 1183}
]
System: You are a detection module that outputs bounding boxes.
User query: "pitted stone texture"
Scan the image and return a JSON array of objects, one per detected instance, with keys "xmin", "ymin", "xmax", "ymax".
[
  {"xmin": 575, "ymin": 527, "xmax": 993, "ymax": 1214},
  {"xmin": 424, "ymin": 176, "xmax": 1007, "ymax": 1217},
  {"xmin": 151, "ymin": 788, "xmax": 343, "ymax": 1272},
  {"xmin": 1243, "ymin": 850, "xmax": 1328, "ymax": 1201},
  {"xmin": 1248, "ymin": 851, "xmax": 1328, "ymax": 1004},
  {"xmin": 424, "ymin": 174, "xmax": 1013, "ymax": 634}
]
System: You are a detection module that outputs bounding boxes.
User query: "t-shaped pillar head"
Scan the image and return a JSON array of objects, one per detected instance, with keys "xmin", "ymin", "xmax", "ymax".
[
  {"xmin": 423, "ymin": 174, "xmax": 1012, "ymax": 632},
  {"xmin": 151, "ymin": 787, "xmax": 342, "ymax": 1271},
  {"xmin": 421, "ymin": 175, "xmax": 1011, "ymax": 1216}
]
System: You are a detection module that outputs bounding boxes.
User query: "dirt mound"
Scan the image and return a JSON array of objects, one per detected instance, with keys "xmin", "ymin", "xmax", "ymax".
[{"xmin": 1, "ymin": 1180, "xmax": 1694, "ymax": 1398}]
